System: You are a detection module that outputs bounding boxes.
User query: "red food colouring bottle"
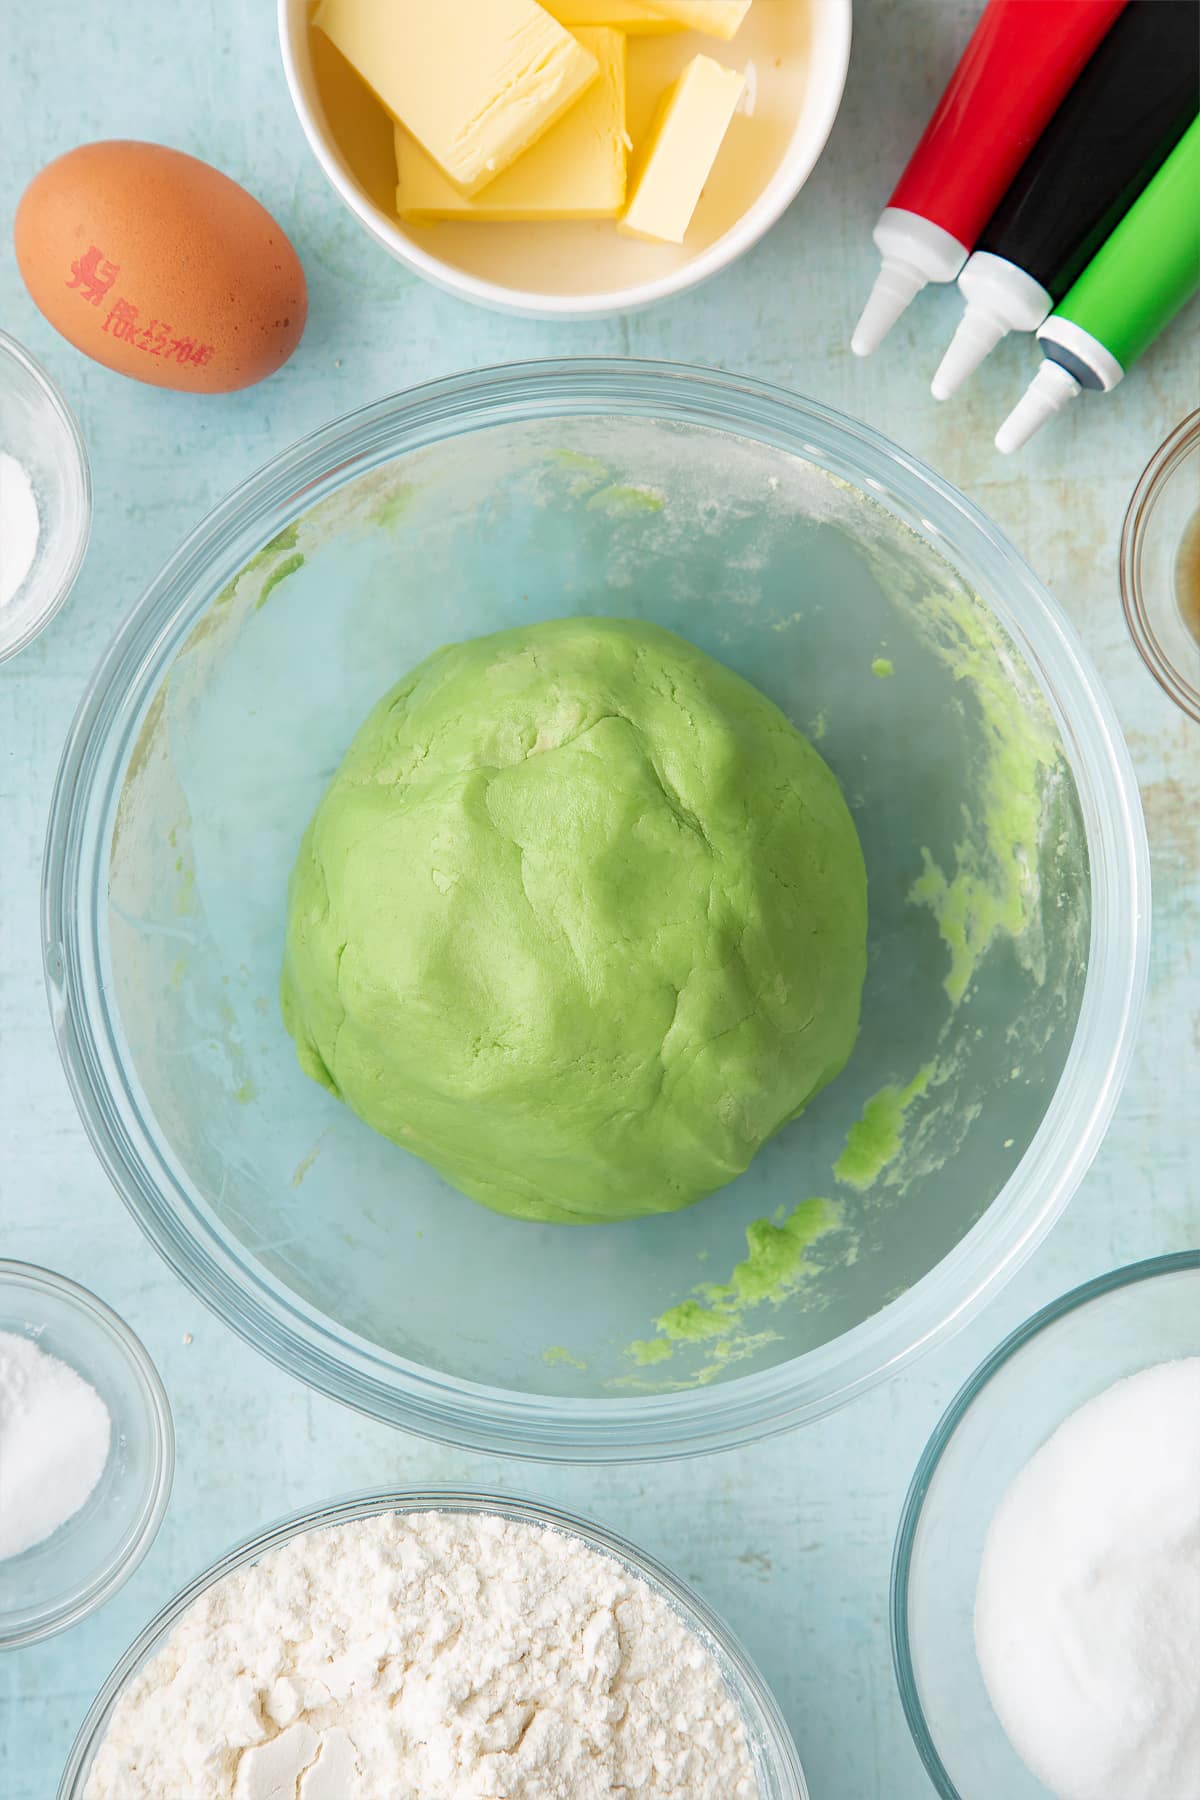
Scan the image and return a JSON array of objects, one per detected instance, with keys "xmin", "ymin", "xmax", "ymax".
[{"xmin": 851, "ymin": 0, "xmax": 1127, "ymax": 357}]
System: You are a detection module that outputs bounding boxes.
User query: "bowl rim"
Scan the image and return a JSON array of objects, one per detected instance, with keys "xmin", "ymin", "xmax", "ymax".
[
  {"xmin": 0, "ymin": 330, "xmax": 92, "ymax": 666},
  {"xmin": 1119, "ymin": 407, "xmax": 1200, "ymax": 724},
  {"xmin": 890, "ymin": 1250, "xmax": 1200, "ymax": 1800},
  {"xmin": 0, "ymin": 1259, "xmax": 174, "ymax": 1649},
  {"xmin": 276, "ymin": 0, "xmax": 853, "ymax": 320},
  {"xmin": 56, "ymin": 1484, "xmax": 808, "ymax": 1800},
  {"xmin": 42, "ymin": 357, "xmax": 1151, "ymax": 1462}
]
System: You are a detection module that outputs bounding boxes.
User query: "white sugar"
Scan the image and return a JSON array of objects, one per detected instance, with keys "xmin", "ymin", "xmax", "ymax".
[
  {"xmin": 0, "ymin": 1329, "xmax": 111, "ymax": 1560},
  {"xmin": 0, "ymin": 452, "xmax": 40, "ymax": 610},
  {"xmin": 976, "ymin": 1357, "xmax": 1200, "ymax": 1800}
]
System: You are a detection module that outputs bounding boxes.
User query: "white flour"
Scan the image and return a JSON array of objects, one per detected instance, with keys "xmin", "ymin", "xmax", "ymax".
[
  {"xmin": 976, "ymin": 1357, "xmax": 1200, "ymax": 1800},
  {"xmin": 0, "ymin": 452, "xmax": 40, "ymax": 610},
  {"xmin": 0, "ymin": 1330, "xmax": 111, "ymax": 1561},
  {"xmin": 86, "ymin": 1509, "xmax": 760, "ymax": 1799}
]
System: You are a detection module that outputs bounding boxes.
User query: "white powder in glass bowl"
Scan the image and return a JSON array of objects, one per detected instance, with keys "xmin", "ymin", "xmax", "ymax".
[
  {"xmin": 0, "ymin": 452, "xmax": 40, "ymax": 612},
  {"xmin": 0, "ymin": 1329, "xmax": 110, "ymax": 1561},
  {"xmin": 976, "ymin": 1357, "xmax": 1200, "ymax": 1800},
  {"xmin": 85, "ymin": 1509, "xmax": 760, "ymax": 1799}
]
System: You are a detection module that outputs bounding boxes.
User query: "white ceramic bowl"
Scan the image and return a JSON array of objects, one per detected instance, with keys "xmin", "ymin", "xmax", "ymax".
[{"xmin": 278, "ymin": 0, "xmax": 851, "ymax": 319}]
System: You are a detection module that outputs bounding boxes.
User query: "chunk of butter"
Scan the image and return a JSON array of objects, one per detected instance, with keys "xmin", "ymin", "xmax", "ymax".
[
  {"xmin": 640, "ymin": 1, "xmax": 752, "ymax": 37},
  {"xmin": 312, "ymin": 0, "xmax": 599, "ymax": 195},
  {"xmin": 396, "ymin": 29, "xmax": 627, "ymax": 221},
  {"xmin": 619, "ymin": 53, "xmax": 746, "ymax": 244},
  {"xmin": 542, "ymin": 0, "xmax": 682, "ymax": 30}
]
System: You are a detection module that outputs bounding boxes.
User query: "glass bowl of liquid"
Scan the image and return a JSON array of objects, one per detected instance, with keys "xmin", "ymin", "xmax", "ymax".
[
  {"xmin": 43, "ymin": 360, "xmax": 1148, "ymax": 1461},
  {"xmin": 892, "ymin": 1253, "xmax": 1200, "ymax": 1800},
  {"xmin": 0, "ymin": 1262, "xmax": 174, "ymax": 1648},
  {"xmin": 1120, "ymin": 409, "xmax": 1200, "ymax": 723}
]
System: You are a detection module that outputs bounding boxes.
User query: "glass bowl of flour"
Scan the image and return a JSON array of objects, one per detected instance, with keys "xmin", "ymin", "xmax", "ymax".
[
  {"xmin": 892, "ymin": 1252, "xmax": 1200, "ymax": 1800},
  {"xmin": 58, "ymin": 1488, "xmax": 807, "ymax": 1799},
  {"xmin": 44, "ymin": 360, "xmax": 1148, "ymax": 1459},
  {"xmin": 0, "ymin": 1261, "xmax": 173, "ymax": 1648},
  {"xmin": 0, "ymin": 331, "xmax": 90, "ymax": 664}
]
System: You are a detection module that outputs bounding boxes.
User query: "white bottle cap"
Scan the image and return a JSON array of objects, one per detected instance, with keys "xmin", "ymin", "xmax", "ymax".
[
  {"xmin": 932, "ymin": 252, "xmax": 1051, "ymax": 399},
  {"xmin": 852, "ymin": 208, "xmax": 967, "ymax": 358},
  {"xmin": 994, "ymin": 359, "xmax": 1081, "ymax": 454}
]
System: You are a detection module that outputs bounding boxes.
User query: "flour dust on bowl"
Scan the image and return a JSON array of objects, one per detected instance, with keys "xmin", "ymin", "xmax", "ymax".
[
  {"xmin": 59, "ymin": 1488, "xmax": 807, "ymax": 1799},
  {"xmin": 44, "ymin": 362, "xmax": 1148, "ymax": 1459}
]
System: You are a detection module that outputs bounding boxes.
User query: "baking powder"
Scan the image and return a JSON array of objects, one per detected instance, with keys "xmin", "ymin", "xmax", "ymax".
[
  {"xmin": 0, "ymin": 1329, "xmax": 111, "ymax": 1561},
  {"xmin": 0, "ymin": 452, "xmax": 40, "ymax": 610},
  {"xmin": 976, "ymin": 1357, "xmax": 1200, "ymax": 1800},
  {"xmin": 86, "ymin": 1509, "xmax": 760, "ymax": 1799}
]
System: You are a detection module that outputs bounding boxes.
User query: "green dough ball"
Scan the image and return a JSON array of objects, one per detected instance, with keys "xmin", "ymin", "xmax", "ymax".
[{"xmin": 281, "ymin": 618, "xmax": 867, "ymax": 1224}]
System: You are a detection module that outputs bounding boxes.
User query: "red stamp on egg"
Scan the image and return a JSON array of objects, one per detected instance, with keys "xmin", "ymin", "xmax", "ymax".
[{"xmin": 72, "ymin": 245, "xmax": 216, "ymax": 368}]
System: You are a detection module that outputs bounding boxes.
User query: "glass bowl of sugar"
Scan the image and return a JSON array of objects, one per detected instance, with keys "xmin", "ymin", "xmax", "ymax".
[
  {"xmin": 892, "ymin": 1252, "xmax": 1200, "ymax": 1800},
  {"xmin": 0, "ymin": 331, "xmax": 91, "ymax": 664},
  {"xmin": 0, "ymin": 1261, "xmax": 173, "ymax": 1648}
]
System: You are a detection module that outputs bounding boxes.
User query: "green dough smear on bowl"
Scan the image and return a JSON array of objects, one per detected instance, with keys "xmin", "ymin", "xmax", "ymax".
[{"xmin": 281, "ymin": 618, "xmax": 867, "ymax": 1223}]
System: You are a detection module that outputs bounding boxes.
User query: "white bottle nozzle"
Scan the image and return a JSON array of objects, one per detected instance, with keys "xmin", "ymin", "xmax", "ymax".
[
  {"xmin": 851, "ymin": 258, "xmax": 928, "ymax": 357},
  {"xmin": 933, "ymin": 252, "xmax": 1053, "ymax": 399},
  {"xmin": 931, "ymin": 306, "xmax": 1009, "ymax": 400},
  {"xmin": 994, "ymin": 359, "xmax": 1081, "ymax": 454},
  {"xmin": 851, "ymin": 209, "xmax": 968, "ymax": 358}
]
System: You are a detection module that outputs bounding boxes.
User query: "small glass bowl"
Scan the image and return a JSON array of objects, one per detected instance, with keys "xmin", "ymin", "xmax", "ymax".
[
  {"xmin": 0, "ymin": 1262, "xmax": 173, "ymax": 1648},
  {"xmin": 0, "ymin": 332, "xmax": 91, "ymax": 663},
  {"xmin": 1120, "ymin": 409, "xmax": 1200, "ymax": 722},
  {"xmin": 891, "ymin": 1253, "xmax": 1200, "ymax": 1799},
  {"xmin": 59, "ymin": 1487, "xmax": 808, "ymax": 1798}
]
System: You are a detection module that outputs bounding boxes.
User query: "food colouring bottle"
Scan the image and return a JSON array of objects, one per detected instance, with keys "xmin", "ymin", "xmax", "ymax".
[
  {"xmin": 934, "ymin": 0, "xmax": 1198, "ymax": 398},
  {"xmin": 996, "ymin": 117, "xmax": 1200, "ymax": 452},
  {"xmin": 852, "ymin": 0, "xmax": 1126, "ymax": 358}
]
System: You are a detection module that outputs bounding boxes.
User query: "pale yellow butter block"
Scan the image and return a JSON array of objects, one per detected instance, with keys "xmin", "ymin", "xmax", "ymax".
[
  {"xmin": 619, "ymin": 53, "xmax": 746, "ymax": 244},
  {"xmin": 312, "ymin": 0, "xmax": 599, "ymax": 195},
  {"xmin": 542, "ymin": 0, "xmax": 683, "ymax": 31},
  {"xmin": 396, "ymin": 28, "xmax": 627, "ymax": 221},
  {"xmin": 640, "ymin": 0, "xmax": 752, "ymax": 38}
]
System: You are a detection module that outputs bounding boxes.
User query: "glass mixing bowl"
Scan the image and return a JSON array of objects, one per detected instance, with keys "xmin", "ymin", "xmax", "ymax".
[
  {"xmin": 43, "ymin": 361, "xmax": 1149, "ymax": 1460},
  {"xmin": 892, "ymin": 1254, "xmax": 1200, "ymax": 1800},
  {"xmin": 58, "ymin": 1488, "xmax": 808, "ymax": 1799}
]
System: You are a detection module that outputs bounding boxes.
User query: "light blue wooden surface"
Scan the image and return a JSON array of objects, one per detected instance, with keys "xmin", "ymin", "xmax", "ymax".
[{"xmin": 1, "ymin": 3, "xmax": 1196, "ymax": 1796}]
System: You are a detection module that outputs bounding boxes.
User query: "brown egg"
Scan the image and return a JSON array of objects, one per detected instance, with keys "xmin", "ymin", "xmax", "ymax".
[{"xmin": 14, "ymin": 141, "xmax": 308, "ymax": 394}]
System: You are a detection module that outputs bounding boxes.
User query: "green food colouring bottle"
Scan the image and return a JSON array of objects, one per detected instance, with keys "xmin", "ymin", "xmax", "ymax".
[{"xmin": 996, "ymin": 115, "xmax": 1200, "ymax": 452}]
